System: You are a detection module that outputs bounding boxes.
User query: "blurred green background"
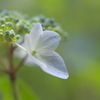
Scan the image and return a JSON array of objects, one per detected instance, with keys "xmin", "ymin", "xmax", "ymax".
[{"xmin": 0, "ymin": 0, "xmax": 100, "ymax": 100}]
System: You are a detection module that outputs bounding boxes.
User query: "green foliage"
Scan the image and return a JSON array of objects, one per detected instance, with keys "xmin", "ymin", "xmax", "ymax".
[{"xmin": 0, "ymin": 77, "xmax": 39, "ymax": 100}]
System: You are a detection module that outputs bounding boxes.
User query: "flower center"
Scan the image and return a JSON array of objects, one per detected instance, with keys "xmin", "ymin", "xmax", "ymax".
[{"xmin": 31, "ymin": 50, "xmax": 37, "ymax": 55}]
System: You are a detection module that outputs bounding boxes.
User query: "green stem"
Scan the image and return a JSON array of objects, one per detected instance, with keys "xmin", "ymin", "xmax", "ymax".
[
  {"xmin": 9, "ymin": 45, "xmax": 20, "ymax": 100},
  {"xmin": 14, "ymin": 43, "xmax": 27, "ymax": 52},
  {"xmin": 10, "ymin": 74, "xmax": 20, "ymax": 100}
]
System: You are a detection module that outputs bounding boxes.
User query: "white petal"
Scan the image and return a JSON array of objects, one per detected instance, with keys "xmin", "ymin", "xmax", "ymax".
[
  {"xmin": 14, "ymin": 43, "xmax": 35, "ymax": 65},
  {"xmin": 35, "ymin": 31, "xmax": 60, "ymax": 52},
  {"xmin": 36, "ymin": 51, "xmax": 69, "ymax": 79},
  {"xmin": 28, "ymin": 53, "xmax": 47, "ymax": 68},
  {"xmin": 29, "ymin": 23, "xmax": 43, "ymax": 49},
  {"xmin": 30, "ymin": 23, "xmax": 43, "ymax": 37},
  {"xmin": 24, "ymin": 34, "xmax": 32, "ymax": 52}
]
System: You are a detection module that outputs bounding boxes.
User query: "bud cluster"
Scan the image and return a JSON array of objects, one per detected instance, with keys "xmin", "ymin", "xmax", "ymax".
[
  {"xmin": 0, "ymin": 9, "xmax": 30, "ymax": 43},
  {"xmin": 0, "ymin": 9, "xmax": 67, "ymax": 44},
  {"xmin": 30, "ymin": 15, "xmax": 68, "ymax": 40}
]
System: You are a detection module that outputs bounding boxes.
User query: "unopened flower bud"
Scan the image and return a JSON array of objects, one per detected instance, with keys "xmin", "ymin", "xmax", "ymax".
[
  {"xmin": 15, "ymin": 35, "xmax": 20, "ymax": 40},
  {"xmin": 9, "ymin": 30, "xmax": 15, "ymax": 37},
  {"xmin": 1, "ymin": 24, "xmax": 5, "ymax": 30},
  {"xmin": 4, "ymin": 30, "xmax": 10, "ymax": 36},
  {"xmin": 0, "ymin": 32, "xmax": 3, "ymax": 36},
  {"xmin": 24, "ymin": 26, "xmax": 29, "ymax": 32},
  {"xmin": 9, "ymin": 32, "xmax": 15, "ymax": 38},
  {"xmin": 4, "ymin": 16, "xmax": 9, "ymax": 21},
  {"xmin": 0, "ymin": 29, "xmax": 3, "ymax": 33},
  {"xmin": 49, "ymin": 18, "xmax": 55, "ymax": 23},
  {"xmin": 10, "ymin": 29, "xmax": 15, "ymax": 33},
  {"xmin": 40, "ymin": 15, "xmax": 45, "ymax": 22},
  {"xmin": 19, "ymin": 23, "xmax": 24, "ymax": 28},
  {"xmin": 14, "ymin": 18, "xmax": 19, "ymax": 23},
  {"xmin": 0, "ymin": 19, "xmax": 5, "ymax": 24},
  {"xmin": 6, "ymin": 22, "xmax": 13, "ymax": 28}
]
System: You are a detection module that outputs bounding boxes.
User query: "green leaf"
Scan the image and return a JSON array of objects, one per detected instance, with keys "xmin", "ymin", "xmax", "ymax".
[{"xmin": 0, "ymin": 77, "xmax": 39, "ymax": 100}]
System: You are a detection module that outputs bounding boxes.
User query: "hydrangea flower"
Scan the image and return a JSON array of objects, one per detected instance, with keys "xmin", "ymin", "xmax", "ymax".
[{"xmin": 18, "ymin": 23, "xmax": 69, "ymax": 79}]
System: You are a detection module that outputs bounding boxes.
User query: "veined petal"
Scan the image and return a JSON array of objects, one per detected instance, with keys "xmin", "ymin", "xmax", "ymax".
[
  {"xmin": 30, "ymin": 23, "xmax": 43, "ymax": 37},
  {"xmin": 35, "ymin": 51, "xmax": 69, "ymax": 79},
  {"xmin": 14, "ymin": 44, "xmax": 35, "ymax": 65},
  {"xmin": 24, "ymin": 34, "xmax": 32, "ymax": 52},
  {"xmin": 28, "ymin": 53, "xmax": 47, "ymax": 69},
  {"xmin": 29, "ymin": 23, "xmax": 43, "ymax": 49},
  {"xmin": 35, "ymin": 31, "xmax": 60, "ymax": 52}
]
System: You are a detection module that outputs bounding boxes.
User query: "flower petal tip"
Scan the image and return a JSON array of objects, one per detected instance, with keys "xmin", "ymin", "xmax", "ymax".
[{"xmin": 63, "ymin": 73, "xmax": 69, "ymax": 79}]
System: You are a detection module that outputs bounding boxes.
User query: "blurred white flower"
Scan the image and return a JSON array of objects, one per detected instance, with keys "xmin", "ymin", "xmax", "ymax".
[{"xmin": 20, "ymin": 23, "xmax": 69, "ymax": 79}]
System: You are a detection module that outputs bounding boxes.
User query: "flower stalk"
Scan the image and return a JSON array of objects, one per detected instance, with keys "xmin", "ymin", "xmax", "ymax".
[{"xmin": 0, "ymin": 44, "xmax": 27, "ymax": 100}]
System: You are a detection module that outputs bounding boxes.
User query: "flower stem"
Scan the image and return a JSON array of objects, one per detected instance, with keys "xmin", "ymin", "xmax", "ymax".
[
  {"xmin": 9, "ymin": 74, "xmax": 20, "ymax": 100},
  {"xmin": 9, "ymin": 44, "xmax": 20, "ymax": 100},
  {"xmin": 13, "ymin": 55, "xmax": 28, "ymax": 73},
  {"xmin": 14, "ymin": 43, "xmax": 27, "ymax": 52}
]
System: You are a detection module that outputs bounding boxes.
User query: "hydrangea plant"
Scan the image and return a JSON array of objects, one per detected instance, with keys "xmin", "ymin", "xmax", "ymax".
[{"xmin": 0, "ymin": 9, "xmax": 69, "ymax": 100}]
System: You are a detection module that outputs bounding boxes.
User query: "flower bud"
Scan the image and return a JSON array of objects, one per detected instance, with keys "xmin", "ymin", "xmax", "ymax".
[
  {"xmin": 0, "ymin": 29, "xmax": 3, "ymax": 33},
  {"xmin": 4, "ymin": 16, "xmax": 9, "ymax": 21},
  {"xmin": 9, "ymin": 29, "xmax": 15, "ymax": 37},
  {"xmin": 0, "ymin": 19, "xmax": 5, "ymax": 24},
  {"xmin": 15, "ymin": 34, "xmax": 20, "ymax": 40},
  {"xmin": 14, "ymin": 18, "xmax": 19, "ymax": 23},
  {"xmin": 19, "ymin": 23, "xmax": 24, "ymax": 28},
  {"xmin": 24, "ymin": 26, "xmax": 30, "ymax": 32},
  {"xmin": 49, "ymin": 18, "xmax": 55, "ymax": 23},
  {"xmin": 1, "ymin": 24, "xmax": 5, "ymax": 30},
  {"xmin": 0, "ymin": 32, "xmax": 3, "ymax": 36},
  {"xmin": 6, "ymin": 22, "xmax": 13, "ymax": 28},
  {"xmin": 10, "ymin": 29, "xmax": 15, "ymax": 33},
  {"xmin": 40, "ymin": 15, "xmax": 45, "ymax": 22},
  {"xmin": 4, "ymin": 30, "xmax": 10, "ymax": 36},
  {"xmin": 9, "ymin": 32, "xmax": 15, "ymax": 38}
]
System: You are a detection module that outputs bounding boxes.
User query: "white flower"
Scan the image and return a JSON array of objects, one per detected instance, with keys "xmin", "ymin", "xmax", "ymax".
[{"xmin": 20, "ymin": 23, "xmax": 69, "ymax": 79}]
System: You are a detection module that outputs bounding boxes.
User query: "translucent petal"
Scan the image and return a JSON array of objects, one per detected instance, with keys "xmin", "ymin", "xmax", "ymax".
[
  {"xmin": 24, "ymin": 34, "xmax": 32, "ymax": 52},
  {"xmin": 14, "ymin": 43, "xmax": 35, "ymax": 65},
  {"xmin": 35, "ymin": 31, "xmax": 60, "ymax": 52},
  {"xmin": 29, "ymin": 23, "xmax": 43, "ymax": 50},
  {"xmin": 36, "ymin": 51, "xmax": 69, "ymax": 79},
  {"xmin": 28, "ymin": 53, "xmax": 47, "ymax": 69}
]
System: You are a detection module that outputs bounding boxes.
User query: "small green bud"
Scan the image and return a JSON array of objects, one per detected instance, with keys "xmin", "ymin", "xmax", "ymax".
[
  {"xmin": 0, "ymin": 32, "xmax": 3, "ymax": 36},
  {"xmin": 54, "ymin": 26, "xmax": 60, "ymax": 31},
  {"xmin": 9, "ymin": 29, "xmax": 15, "ymax": 33},
  {"xmin": 1, "ymin": 24, "xmax": 5, "ymax": 29},
  {"xmin": 49, "ymin": 18, "xmax": 55, "ymax": 23},
  {"xmin": 33, "ymin": 17, "xmax": 40, "ymax": 22},
  {"xmin": 9, "ymin": 30, "xmax": 15, "ymax": 37},
  {"xmin": 9, "ymin": 33, "xmax": 15, "ymax": 38},
  {"xmin": 4, "ymin": 16, "xmax": 9, "ymax": 21},
  {"xmin": 4, "ymin": 30, "xmax": 10, "ymax": 36},
  {"xmin": 15, "ymin": 35, "xmax": 20, "ymax": 40},
  {"xmin": 0, "ymin": 29, "xmax": 3, "ymax": 33},
  {"xmin": 3, "ymin": 10, "xmax": 9, "ymax": 15},
  {"xmin": 42, "ymin": 23, "xmax": 46, "ymax": 27},
  {"xmin": 6, "ymin": 22, "xmax": 13, "ymax": 28},
  {"xmin": 14, "ymin": 18, "xmax": 19, "ymax": 23},
  {"xmin": 24, "ymin": 26, "xmax": 29, "ymax": 32},
  {"xmin": 40, "ymin": 15, "xmax": 45, "ymax": 22},
  {"xmin": 0, "ymin": 19, "xmax": 5, "ymax": 24},
  {"xmin": 19, "ymin": 23, "xmax": 24, "ymax": 28}
]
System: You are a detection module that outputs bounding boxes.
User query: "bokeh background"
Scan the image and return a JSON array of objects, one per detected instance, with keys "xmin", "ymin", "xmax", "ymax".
[{"xmin": 0, "ymin": 0, "xmax": 100, "ymax": 100}]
